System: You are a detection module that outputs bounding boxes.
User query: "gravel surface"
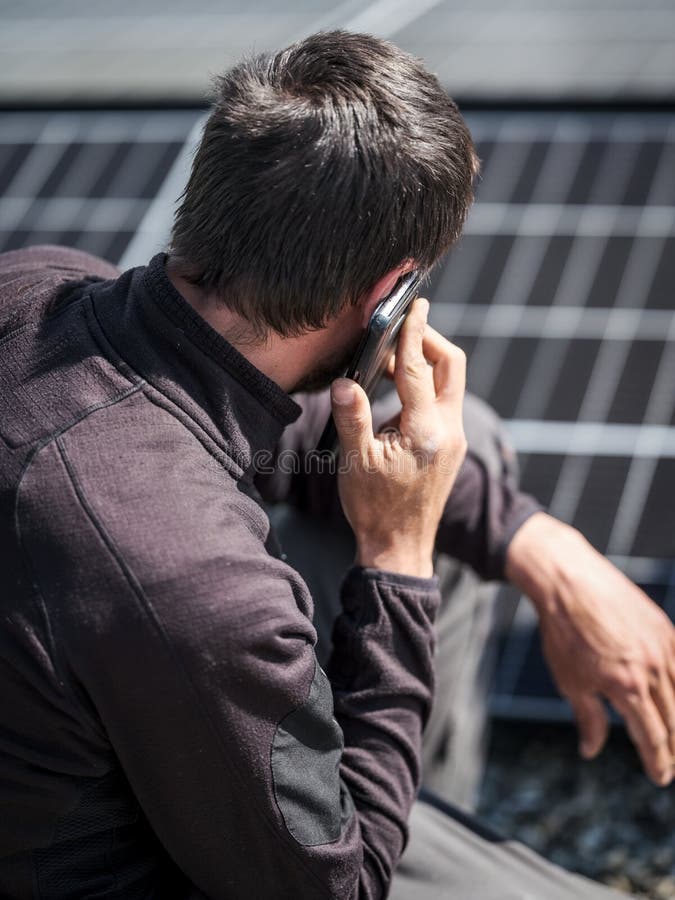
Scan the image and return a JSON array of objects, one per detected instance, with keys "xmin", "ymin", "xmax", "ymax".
[{"xmin": 477, "ymin": 722, "xmax": 675, "ymax": 899}]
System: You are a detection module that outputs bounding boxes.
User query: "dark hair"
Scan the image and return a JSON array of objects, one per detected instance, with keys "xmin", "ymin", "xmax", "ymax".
[{"xmin": 170, "ymin": 30, "xmax": 478, "ymax": 337}]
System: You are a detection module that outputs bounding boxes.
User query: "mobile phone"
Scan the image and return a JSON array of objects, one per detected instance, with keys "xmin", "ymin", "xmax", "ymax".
[{"xmin": 316, "ymin": 269, "xmax": 422, "ymax": 453}]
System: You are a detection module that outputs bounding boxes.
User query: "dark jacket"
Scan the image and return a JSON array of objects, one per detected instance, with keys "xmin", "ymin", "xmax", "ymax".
[{"xmin": 0, "ymin": 246, "xmax": 539, "ymax": 899}]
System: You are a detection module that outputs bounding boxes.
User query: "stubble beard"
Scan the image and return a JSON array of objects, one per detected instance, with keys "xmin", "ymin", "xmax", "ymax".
[{"xmin": 291, "ymin": 332, "xmax": 363, "ymax": 394}]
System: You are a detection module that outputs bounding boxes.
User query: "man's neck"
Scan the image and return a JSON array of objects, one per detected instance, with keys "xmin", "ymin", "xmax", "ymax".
[{"xmin": 165, "ymin": 263, "xmax": 348, "ymax": 394}]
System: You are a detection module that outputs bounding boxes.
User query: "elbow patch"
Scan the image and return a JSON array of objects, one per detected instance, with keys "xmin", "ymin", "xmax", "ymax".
[{"xmin": 272, "ymin": 659, "xmax": 354, "ymax": 846}]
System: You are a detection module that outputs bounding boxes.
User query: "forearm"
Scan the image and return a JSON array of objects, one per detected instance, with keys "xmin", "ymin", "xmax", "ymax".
[
  {"xmin": 328, "ymin": 566, "xmax": 441, "ymax": 893},
  {"xmin": 433, "ymin": 449, "xmax": 543, "ymax": 580},
  {"xmin": 504, "ymin": 511, "xmax": 597, "ymax": 615}
]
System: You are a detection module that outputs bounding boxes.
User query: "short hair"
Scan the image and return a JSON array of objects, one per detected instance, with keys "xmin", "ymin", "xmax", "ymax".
[{"xmin": 169, "ymin": 30, "xmax": 478, "ymax": 337}]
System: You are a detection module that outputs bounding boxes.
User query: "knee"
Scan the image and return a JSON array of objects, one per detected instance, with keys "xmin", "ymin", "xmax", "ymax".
[{"xmin": 462, "ymin": 393, "xmax": 520, "ymax": 488}]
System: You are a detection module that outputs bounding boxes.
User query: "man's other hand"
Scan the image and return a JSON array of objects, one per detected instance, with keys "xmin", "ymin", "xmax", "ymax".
[{"xmin": 505, "ymin": 511, "xmax": 675, "ymax": 787}]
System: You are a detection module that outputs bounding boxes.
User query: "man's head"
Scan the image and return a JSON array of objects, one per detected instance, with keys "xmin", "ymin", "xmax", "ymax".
[{"xmin": 169, "ymin": 29, "xmax": 478, "ymax": 357}]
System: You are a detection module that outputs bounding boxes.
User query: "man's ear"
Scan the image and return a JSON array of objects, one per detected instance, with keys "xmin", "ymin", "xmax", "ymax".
[{"xmin": 359, "ymin": 261, "xmax": 416, "ymax": 327}]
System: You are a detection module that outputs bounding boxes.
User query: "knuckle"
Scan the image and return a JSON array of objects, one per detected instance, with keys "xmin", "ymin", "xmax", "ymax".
[
  {"xmin": 645, "ymin": 731, "xmax": 669, "ymax": 754},
  {"xmin": 607, "ymin": 664, "xmax": 644, "ymax": 698},
  {"xmin": 432, "ymin": 431, "xmax": 466, "ymax": 473},
  {"xmin": 449, "ymin": 344, "xmax": 466, "ymax": 364},
  {"xmin": 403, "ymin": 357, "xmax": 426, "ymax": 380},
  {"xmin": 446, "ymin": 344, "xmax": 466, "ymax": 371},
  {"xmin": 438, "ymin": 419, "xmax": 463, "ymax": 446},
  {"xmin": 362, "ymin": 449, "xmax": 380, "ymax": 474},
  {"xmin": 339, "ymin": 415, "xmax": 366, "ymax": 437},
  {"xmin": 448, "ymin": 424, "xmax": 467, "ymax": 450},
  {"xmin": 409, "ymin": 425, "xmax": 438, "ymax": 452},
  {"xmin": 608, "ymin": 677, "xmax": 636, "ymax": 705},
  {"xmin": 646, "ymin": 659, "xmax": 663, "ymax": 687},
  {"xmin": 624, "ymin": 687, "xmax": 646, "ymax": 709}
]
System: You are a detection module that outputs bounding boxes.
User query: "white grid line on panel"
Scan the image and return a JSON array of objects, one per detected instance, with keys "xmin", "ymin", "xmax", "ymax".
[
  {"xmin": 467, "ymin": 118, "xmax": 635, "ymax": 409},
  {"xmin": 512, "ymin": 124, "xmax": 649, "ymax": 459},
  {"xmin": 607, "ymin": 321, "xmax": 675, "ymax": 554},
  {"xmin": 0, "ymin": 111, "xmax": 201, "ymax": 144},
  {"xmin": 0, "ymin": 197, "xmax": 148, "ymax": 232},
  {"xmin": 465, "ymin": 125, "xmax": 592, "ymax": 399},
  {"xmin": 466, "ymin": 112, "xmax": 674, "ymax": 144},
  {"xmin": 504, "ymin": 420, "xmax": 675, "ymax": 458},
  {"xmin": 547, "ymin": 130, "xmax": 675, "ymax": 526},
  {"xmin": 429, "ymin": 304, "xmax": 675, "ymax": 342},
  {"xmin": 117, "ymin": 114, "xmax": 207, "ymax": 269},
  {"xmin": 464, "ymin": 203, "xmax": 675, "ymax": 238},
  {"xmin": 3, "ymin": 123, "xmax": 75, "ymax": 199}
]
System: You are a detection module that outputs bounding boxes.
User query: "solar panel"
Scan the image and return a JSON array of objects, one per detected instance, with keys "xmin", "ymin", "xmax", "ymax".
[
  {"xmin": 0, "ymin": 110, "xmax": 199, "ymax": 261},
  {"xmin": 0, "ymin": 107, "xmax": 673, "ymax": 722},
  {"xmin": 429, "ymin": 111, "xmax": 675, "ymax": 720}
]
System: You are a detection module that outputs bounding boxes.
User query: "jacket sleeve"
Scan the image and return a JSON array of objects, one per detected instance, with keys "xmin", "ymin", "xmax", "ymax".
[
  {"xmin": 24, "ymin": 435, "xmax": 441, "ymax": 900},
  {"xmin": 255, "ymin": 388, "xmax": 544, "ymax": 582}
]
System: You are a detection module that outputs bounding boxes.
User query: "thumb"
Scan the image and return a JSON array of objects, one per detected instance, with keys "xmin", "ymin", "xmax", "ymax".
[
  {"xmin": 330, "ymin": 378, "xmax": 374, "ymax": 456},
  {"xmin": 570, "ymin": 694, "xmax": 609, "ymax": 760}
]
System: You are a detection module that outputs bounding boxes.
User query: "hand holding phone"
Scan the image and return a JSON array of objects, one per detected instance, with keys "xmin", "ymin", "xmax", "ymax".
[
  {"xmin": 317, "ymin": 270, "xmax": 422, "ymax": 453},
  {"xmin": 327, "ymin": 296, "xmax": 467, "ymax": 578}
]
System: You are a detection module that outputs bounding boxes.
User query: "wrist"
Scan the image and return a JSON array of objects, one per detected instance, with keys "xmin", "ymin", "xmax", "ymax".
[
  {"xmin": 504, "ymin": 512, "xmax": 586, "ymax": 616},
  {"xmin": 356, "ymin": 539, "xmax": 434, "ymax": 579}
]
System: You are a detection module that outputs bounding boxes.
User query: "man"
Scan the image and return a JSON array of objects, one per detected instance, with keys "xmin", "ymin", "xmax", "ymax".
[{"xmin": 0, "ymin": 29, "xmax": 673, "ymax": 900}]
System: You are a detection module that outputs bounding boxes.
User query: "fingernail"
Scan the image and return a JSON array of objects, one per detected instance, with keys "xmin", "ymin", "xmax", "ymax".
[
  {"xmin": 332, "ymin": 379, "xmax": 355, "ymax": 405},
  {"xmin": 579, "ymin": 741, "xmax": 593, "ymax": 759}
]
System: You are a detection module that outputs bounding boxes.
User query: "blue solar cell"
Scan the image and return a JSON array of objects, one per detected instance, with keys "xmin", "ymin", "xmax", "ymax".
[{"xmin": 1, "ymin": 108, "xmax": 673, "ymax": 723}]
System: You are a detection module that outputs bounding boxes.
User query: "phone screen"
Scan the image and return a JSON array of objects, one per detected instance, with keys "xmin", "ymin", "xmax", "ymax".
[{"xmin": 316, "ymin": 270, "xmax": 422, "ymax": 453}]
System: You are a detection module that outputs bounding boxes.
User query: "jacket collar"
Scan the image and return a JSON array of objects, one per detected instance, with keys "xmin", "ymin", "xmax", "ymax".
[{"xmin": 90, "ymin": 253, "xmax": 302, "ymax": 479}]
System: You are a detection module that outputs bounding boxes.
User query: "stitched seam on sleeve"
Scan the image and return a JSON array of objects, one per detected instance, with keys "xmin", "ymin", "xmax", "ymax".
[{"xmin": 13, "ymin": 381, "xmax": 146, "ymax": 682}]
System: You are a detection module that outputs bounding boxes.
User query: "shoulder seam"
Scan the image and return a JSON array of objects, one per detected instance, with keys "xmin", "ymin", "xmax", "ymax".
[
  {"xmin": 85, "ymin": 295, "xmax": 245, "ymax": 481},
  {"xmin": 139, "ymin": 387, "xmax": 244, "ymax": 481},
  {"xmin": 13, "ymin": 381, "xmax": 147, "ymax": 680}
]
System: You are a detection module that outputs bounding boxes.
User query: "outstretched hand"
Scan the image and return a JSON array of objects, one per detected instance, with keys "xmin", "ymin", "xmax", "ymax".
[{"xmin": 505, "ymin": 511, "xmax": 675, "ymax": 787}]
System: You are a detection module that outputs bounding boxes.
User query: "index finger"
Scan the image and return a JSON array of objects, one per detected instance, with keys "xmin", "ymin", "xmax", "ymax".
[
  {"xmin": 613, "ymin": 690, "xmax": 673, "ymax": 786},
  {"xmin": 651, "ymin": 668, "xmax": 675, "ymax": 760},
  {"xmin": 422, "ymin": 325, "xmax": 466, "ymax": 408},
  {"xmin": 394, "ymin": 297, "xmax": 435, "ymax": 414}
]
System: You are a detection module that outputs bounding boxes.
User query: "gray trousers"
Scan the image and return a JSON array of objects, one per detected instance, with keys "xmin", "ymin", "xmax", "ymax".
[{"xmin": 267, "ymin": 396, "xmax": 631, "ymax": 899}]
